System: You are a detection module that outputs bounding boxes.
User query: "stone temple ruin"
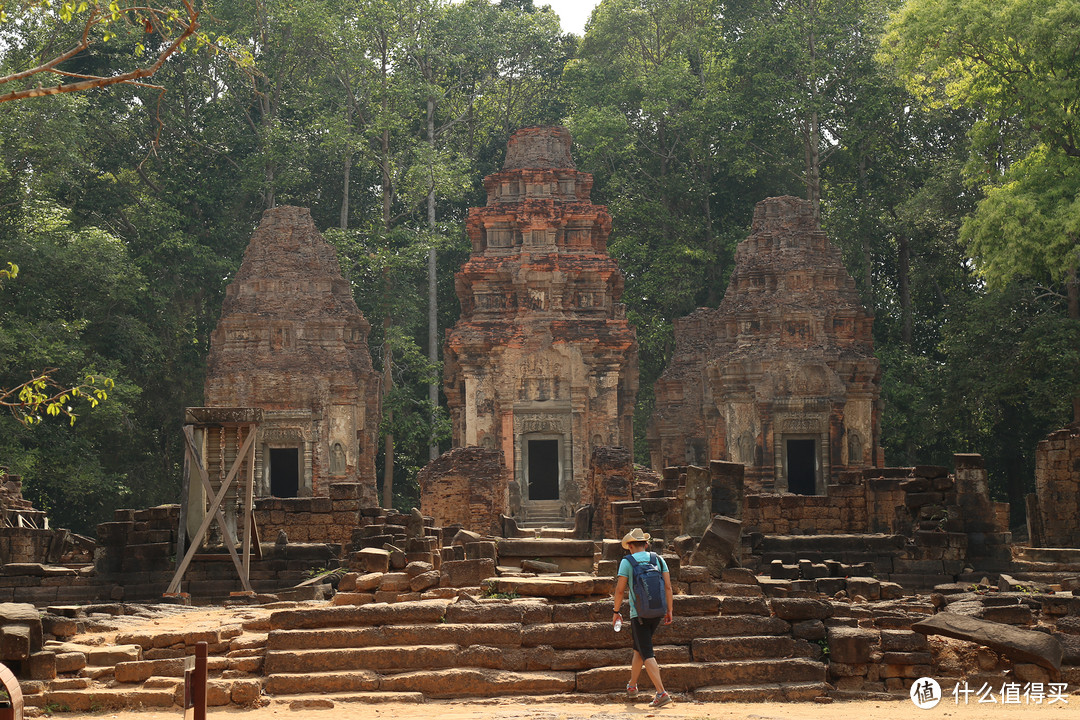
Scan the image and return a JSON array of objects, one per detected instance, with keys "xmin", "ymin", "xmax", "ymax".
[
  {"xmin": 649, "ymin": 196, "xmax": 881, "ymax": 493},
  {"xmin": 0, "ymin": 130, "xmax": 1078, "ymax": 712},
  {"xmin": 202, "ymin": 205, "xmax": 382, "ymax": 504},
  {"xmin": 442, "ymin": 126, "xmax": 639, "ymax": 525}
]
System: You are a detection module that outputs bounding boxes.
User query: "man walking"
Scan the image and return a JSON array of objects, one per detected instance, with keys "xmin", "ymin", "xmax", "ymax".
[{"xmin": 612, "ymin": 527, "xmax": 674, "ymax": 708}]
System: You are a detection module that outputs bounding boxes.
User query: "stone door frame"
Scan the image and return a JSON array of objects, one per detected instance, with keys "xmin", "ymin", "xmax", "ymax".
[{"xmin": 773, "ymin": 414, "xmax": 829, "ymax": 495}]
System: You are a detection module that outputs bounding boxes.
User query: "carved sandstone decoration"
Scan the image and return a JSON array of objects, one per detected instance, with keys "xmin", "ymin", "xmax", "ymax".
[
  {"xmin": 204, "ymin": 206, "xmax": 381, "ymax": 503},
  {"xmin": 648, "ymin": 196, "xmax": 882, "ymax": 494},
  {"xmin": 443, "ymin": 127, "xmax": 639, "ymax": 520}
]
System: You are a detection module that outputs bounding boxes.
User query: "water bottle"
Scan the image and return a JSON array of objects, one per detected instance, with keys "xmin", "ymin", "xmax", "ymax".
[{"xmin": 614, "ymin": 616, "xmax": 622, "ymax": 632}]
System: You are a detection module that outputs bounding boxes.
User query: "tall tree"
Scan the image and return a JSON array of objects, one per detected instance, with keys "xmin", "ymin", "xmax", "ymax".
[{"xmin": 883, "ymin": 0, "xmax": 1080, "ymax": 318}]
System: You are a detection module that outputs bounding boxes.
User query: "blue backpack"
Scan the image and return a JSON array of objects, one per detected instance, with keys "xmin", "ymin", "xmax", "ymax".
[{"xmin": 625, "ymin": 552, "xmax": 667, "ymax": 619}]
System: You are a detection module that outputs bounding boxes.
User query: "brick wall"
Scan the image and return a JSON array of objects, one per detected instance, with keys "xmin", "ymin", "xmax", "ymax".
[
  {"xmin": 1032, "ymin": 425, "xmax": 1080, "ymax": 547},
  {"xmin": 418, "ymin": 447, "xmax": 508, "ymax": 536}
]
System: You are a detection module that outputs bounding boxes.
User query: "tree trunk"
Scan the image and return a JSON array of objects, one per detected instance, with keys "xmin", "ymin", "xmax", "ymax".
[
  {"xmin": 427, "ymin": 94, "xmax": 439, "ymax": 462},
  {"xmin": 899, "ymin": 233, "xmax": 912, "ymax": 347},
  {"xmin": 382, "ymin": 315, "xmax": 394, "ymax": 510},
  {"xmin": 1067, "ymin": 263, "xmax": 1079, "ymax": 320},
  {"xmin": 340, "ymin": 154, "xmax": 352, "ymax": 230},
  {"xmin": 805, "ymin": 14, "xmax": 821, "ymax": 220},
  {"xmin": 858, "ymin": 154, "xmax": 872, "ymax": 305}
]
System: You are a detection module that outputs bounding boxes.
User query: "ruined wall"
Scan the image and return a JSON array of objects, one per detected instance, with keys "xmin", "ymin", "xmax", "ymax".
[
  {"xmin": 444, "ymin": 127, "xmax": 638, "ymax": 520},
  {"xmin": 741, "ymin": 457, "xmax": 1012, "ymax": 582},
  {"xmin": 253, "ymin": 483, "xmax": 375, "ymax": 547},
  {"xmin": 585, "ymin": 446, "xmax": 634, "ymax": 540},
  {"xmin": 418, "ymin": 447, "xmax": 508, "ymax": 536},
  {"xmin": 1031, "ymin": 424, "xmax": 1080, "ymax": 547},
  {"xmin": 204, "ymin": 206, "xmax": 381, "ymax": 502},
  {"xmin": 648, "ymin": 196, "xmax": 881, "ymax": 492}
]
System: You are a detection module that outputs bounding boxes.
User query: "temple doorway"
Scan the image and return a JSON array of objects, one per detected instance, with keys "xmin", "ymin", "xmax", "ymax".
[
  {"xmin": 269, "ymin": 448, "xmax": 300, "ymax": 497},
  {"xmin": 785, "ymin": 438, "xmax": 817, "ymax": 495},
  {"xmin": 527, "ymin": 439, "xmax": 560, "ymax": 500}
]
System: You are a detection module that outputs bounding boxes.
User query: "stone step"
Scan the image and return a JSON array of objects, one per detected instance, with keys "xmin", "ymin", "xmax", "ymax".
[
  {"xmin": 273, "ymin": 691, "xmax": 425, "ymax": 708},
  {"xmin": 266, "ymin": 643, "xmax": 697, "ymax": 675},
  {"xmin": 40, "ymin": 687, "xmax": 177, "ymax": 712},
  {"xmin": 576, "ymin": 658, "xmax": 827, "ymax": 693},
  {"xmin": 692, "ymin": 680, "xmax": 830, "ymax": 702},
  {"xmin": 265, "ymin": 668, "xmax": 578, "ymax": 698},
  {"xmin": 264, "ymin": 634, "xmax": 813, "ymax": 676},
  {"xmin": 265, "ymin": 615, "xmax": 792, "ymax": 652}
]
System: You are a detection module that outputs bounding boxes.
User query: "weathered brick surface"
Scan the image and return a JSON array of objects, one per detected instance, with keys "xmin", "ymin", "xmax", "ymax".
[
  {"xmin": 444, "ymin": 126, "xmax": 638, "ymax": 522},
  {"xmin": 648, "ymin": 196, "xmax": 880, "ymax": 492},
  {"xmin": 1032, "ymin": 425, "xmax": 1080, "ymax": 547},
  {"xmin": 204, "ymin": 206, "xmax": 381, "ymax": 503},
  {"xmin": 418, "ymin": 448, "xmax": 507, "ymax": 536}
]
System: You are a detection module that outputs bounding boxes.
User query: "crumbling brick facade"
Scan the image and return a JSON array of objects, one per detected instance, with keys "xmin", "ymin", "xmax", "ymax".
[
  {"xmin": 1030, "ymin": 423, "xmax": 1080, "ymax": 547},
  {"xmin": 418, "ymin": 447, "xmax": 509, "ymax": 536},
  {"xmin": 648, "ymin": 196, "xmax": 882, "ymax": 493},
  {"xmin": 444, "ymin": 127, "xmax": 638, "ymax": 522},
  {"xmin": 204, "ymin": 206, "xmax": 381, "ymax": 503}
]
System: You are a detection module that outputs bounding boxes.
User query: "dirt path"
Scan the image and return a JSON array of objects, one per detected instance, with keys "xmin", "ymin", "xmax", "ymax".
[{"xmin": 88, "ymin": 696, "xmax": 1074, "ymax": 720}]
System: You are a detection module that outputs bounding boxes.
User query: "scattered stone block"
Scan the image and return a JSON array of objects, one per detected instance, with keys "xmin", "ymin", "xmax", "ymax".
[
  {"xmin": 520, "ymin": 560, "xmax": 560, "ymax": 574},
  {"xmin": 912, "ymin": 612, "xmax": 1063, "ymax": 672},
  {"xmin": 440, "ymin": 559, "xmax": 496, "ymax": 588},
  {"xmin": 689, "ymin": 516, "xmax": 741, "ymax": 575},
  {"xmin": 409, "ymin": 571, "xmax": 441, "ymax": 592}
]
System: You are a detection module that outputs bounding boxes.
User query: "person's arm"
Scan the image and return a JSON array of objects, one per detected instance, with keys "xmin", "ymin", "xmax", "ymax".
[
  {"xmin": 613, "ymin": 574, "xmax": 628, "ymax": 623},
  {"xmin": 662, "ymin": 570, "xmax": 673, "ymax": 624}
]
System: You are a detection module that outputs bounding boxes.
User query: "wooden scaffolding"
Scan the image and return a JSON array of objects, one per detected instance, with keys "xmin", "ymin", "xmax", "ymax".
[{"xmin": 167, "ymin": 407, "xmax": 263, "ymax": 597}]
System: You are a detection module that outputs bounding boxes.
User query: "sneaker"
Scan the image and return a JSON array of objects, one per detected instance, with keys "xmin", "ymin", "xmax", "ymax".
[
  {"xmin": 626, "ymin": 683, "xmax": 639, "ymax": 698},
  {"xmin": 649, "ymin": 692, "xmax": 672, "ymax": 708}
]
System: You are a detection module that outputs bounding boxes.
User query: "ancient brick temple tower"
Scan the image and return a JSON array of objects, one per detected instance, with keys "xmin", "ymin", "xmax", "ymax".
[
  {"xmin": 444, "ymin": 126, "xmax": 639, "ymax": 521},
  {"xmin": 204, "ymin": 206, "xmax": 381, "ymax": 503},
  {"xmin": 648, "ymin": 196, "xmax": 881, "ymax": 494}
]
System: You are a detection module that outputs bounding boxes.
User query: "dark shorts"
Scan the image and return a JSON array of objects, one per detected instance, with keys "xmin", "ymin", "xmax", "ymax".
[{"xmin": 630, "ymin": 616, "xmax": 662, "ymax": 660}]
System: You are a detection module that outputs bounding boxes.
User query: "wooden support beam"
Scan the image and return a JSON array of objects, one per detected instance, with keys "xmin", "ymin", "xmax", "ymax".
[{"xmin": 167, "ymin": 425, "xmax": 257, "ymax": 595}]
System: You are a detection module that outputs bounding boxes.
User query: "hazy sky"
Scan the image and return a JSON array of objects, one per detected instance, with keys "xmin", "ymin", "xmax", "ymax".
[{"xmin": 541, "ymin": 0, "xmax": 600, "ymax": 35}]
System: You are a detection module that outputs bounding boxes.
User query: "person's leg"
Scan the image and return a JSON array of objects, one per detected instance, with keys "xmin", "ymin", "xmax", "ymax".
[
  {"xmin": 629, "ymin": 650, "xmax": 643, "ymax": 688},
  {"xmin": 636, "ymin": 617, "xmax": 669, "ymax": 702},
  {"xmin": 642, "ymin": 657, "xmax": 664, "ymax": 694},
  {"xmin": 627, "ymin": 620, "xmax": 645, "ymax": 695}
]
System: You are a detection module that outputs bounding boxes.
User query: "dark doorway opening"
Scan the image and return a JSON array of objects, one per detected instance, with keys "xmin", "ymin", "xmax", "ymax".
[
  {"xmin": 269, "ymin": 448, "xmax": 300, "ymax": 497},
  {"xmin": 786, "ymin": 439, "xmax": 817, "ymax": 495},
  {"xmin": 528, "ymin": 439, "xmax": 559, "ymax": 500}
]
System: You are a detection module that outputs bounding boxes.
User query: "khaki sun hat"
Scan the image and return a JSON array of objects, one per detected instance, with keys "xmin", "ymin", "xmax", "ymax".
[{"xmin": 620, "ymin": 527, "xmax": 651, "ymax": 549}]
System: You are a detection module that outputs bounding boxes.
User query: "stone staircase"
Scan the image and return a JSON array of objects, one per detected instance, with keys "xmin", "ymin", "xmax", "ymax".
[
  {"xmin": 518, "ymin": 501, "xmax": 572, "ymax": 529},
  {"xmin": 18, "ymin": 595, "xmax": 832, "ymax": 710},
  {"xmin": 259, "ymin": 596, "xmax": 828, "ymax": 705}
]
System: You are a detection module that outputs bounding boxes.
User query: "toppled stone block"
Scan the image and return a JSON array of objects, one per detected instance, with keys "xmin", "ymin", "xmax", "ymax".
[
  {"xmin": 521, "ymin": 560, "xmax": 560, "ymax": 574},
  {"xmin": 846, "ymin": 576, "xmax": 881, "ymax": 600},
  {"xmin": 409, "ymin": 571, "xmax": 441, "ymax": 592},
  {"xmin": 689, "ymin": 515, "xmax": 741, "ymax": 575},
  {"xmin": 356, "ymin": 548, "xmax": 390, "ymax": 574},
  {"xmin": 912, "ymin": 612, "xmax": 1063, "ymax": 673}
]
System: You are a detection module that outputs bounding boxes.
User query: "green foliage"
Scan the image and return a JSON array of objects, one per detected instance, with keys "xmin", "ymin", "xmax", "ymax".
[{"xmin": 883, "ymin": 0, "xmax": 1080, "ymax": 293}]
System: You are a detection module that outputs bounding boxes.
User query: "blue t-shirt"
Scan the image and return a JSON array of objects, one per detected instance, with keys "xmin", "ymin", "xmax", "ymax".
[{"xmin": 617, "ymin": 551, "xmax": 669, "ymax": 619}]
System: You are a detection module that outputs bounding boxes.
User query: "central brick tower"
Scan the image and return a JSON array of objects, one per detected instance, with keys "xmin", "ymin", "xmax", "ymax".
[{"xmin": 444, "ymin": 126, "xmax": 639, "ymax": 522}]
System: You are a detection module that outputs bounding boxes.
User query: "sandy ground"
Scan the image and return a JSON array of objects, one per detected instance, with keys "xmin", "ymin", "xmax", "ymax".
[{"xmin": 81, "ymin": 697, "xmax": 1076, "ymax": 720}]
